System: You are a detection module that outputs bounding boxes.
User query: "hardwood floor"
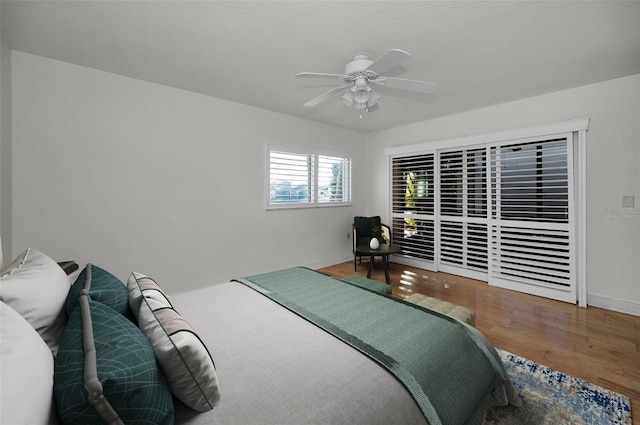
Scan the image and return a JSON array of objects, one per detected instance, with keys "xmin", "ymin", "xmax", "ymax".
[{"xmin": 318, "ymin": 260, "xmax": 640, "ymax": 424}]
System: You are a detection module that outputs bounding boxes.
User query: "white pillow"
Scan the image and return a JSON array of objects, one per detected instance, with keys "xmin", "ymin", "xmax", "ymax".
[
  {"xmin": 128, "ymin": 272, "xmax": 221, "ymax": 412},
  {"xmin": 0, "ymin": 248, "xmax": 69, "ymax": 355},
  {"xmin": 1, "ymin": 301, "xmax": 59, "ymax": 425}
]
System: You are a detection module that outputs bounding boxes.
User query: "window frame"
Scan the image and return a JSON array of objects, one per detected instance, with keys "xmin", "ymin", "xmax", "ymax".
[{"xmin": 265, "ymin": 144, "xmax": 352, "ymax": 210}]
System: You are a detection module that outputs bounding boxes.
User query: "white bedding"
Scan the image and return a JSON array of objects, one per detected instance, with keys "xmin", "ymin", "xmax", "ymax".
[
  {"xmin": 170, "ymin": 280, "xmax": 520, "ymax": 425},
  {"xmin": 170, "ymin": 280, "xmax": 430, "ymax": 425}
]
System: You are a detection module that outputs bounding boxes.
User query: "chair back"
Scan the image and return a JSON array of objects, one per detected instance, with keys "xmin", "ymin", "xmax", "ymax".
[
  {"xmin": 353, "ymin": 216, "xmax": 380, "ymax": 246},
  {"xmin": 353, "ymin": 215, "xmax": 392, "ymax": 250}
]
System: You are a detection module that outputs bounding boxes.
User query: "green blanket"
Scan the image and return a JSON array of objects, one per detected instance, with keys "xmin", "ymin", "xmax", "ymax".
[
  {"xmin": 341, "ymin": 274, "xmax": 392, "ymax": 294},
  {"xmin": 234, "ymin": 267, "xmax": 506, "ymax": 425}
]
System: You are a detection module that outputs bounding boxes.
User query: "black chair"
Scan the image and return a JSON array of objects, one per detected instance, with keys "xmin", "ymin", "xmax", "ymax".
[{"xmin": 352, "ymin": 216, "xmax": 391, "ymax": 271}]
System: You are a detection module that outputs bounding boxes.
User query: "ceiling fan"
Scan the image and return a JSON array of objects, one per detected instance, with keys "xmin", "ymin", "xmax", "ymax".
[{"xmin": 295, "ymin": 49, "xmax": 437, "ymax": 113}]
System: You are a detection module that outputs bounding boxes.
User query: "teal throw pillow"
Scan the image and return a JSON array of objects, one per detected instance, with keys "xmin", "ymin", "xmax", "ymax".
[
  {"xmin": 65, "ymin": 263, "xmax": 134, "ymax": 320},
  {"xmin": 55, "ymin": 299, "xmax": 174, "ymax": 425}
]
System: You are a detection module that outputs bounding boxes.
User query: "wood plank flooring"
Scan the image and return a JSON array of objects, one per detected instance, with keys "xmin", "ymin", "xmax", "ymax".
[{"xmin": 318, "ymin": 260, "xmax": 640, "ymax": 424}]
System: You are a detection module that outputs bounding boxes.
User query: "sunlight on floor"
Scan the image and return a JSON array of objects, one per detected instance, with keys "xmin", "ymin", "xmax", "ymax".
[{"xmin": 400, "ymin": 270, "xmax": 416, "ymax": 286}]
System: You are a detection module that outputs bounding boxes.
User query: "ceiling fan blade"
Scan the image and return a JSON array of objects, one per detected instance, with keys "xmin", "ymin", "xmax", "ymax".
[
  {"xmin": 376, "ymin": 77, "xmax": 438, "ymax": 94},
  {"xmin": 295, "ymin": 72, "xmax": 349, "ymax": 80},
  {"xmin": 303, "ymin": 83, "xmax": 352, "ymax": 107},
  {"xmin": 366, "ymin": 49, "xmax": 410, "ymax": 75}
]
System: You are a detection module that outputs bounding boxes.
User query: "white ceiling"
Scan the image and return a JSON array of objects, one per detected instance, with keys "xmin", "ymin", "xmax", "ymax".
[{"xmin": 2, "ymin": 1, "xmax": 640, "ymax": 133}]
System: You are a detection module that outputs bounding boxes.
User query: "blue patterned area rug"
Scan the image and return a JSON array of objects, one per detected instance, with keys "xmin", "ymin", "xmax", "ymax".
[{"xmin": 485, "ymin": 349, "xmax": 632, "ymax": 424}]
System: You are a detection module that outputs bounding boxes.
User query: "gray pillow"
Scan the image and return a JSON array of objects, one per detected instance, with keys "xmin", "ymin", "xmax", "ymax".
[{"xmin": 128, "ymin": 272, "xmax": 220, "ymax": 412}]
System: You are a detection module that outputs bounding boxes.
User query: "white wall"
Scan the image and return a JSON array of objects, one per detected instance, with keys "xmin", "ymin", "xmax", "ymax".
[
  {"xmin": 11, "ymin": 51, "xmax": 368, "ymax": 292},
  {"xmin": 367, "ymin": 74, "xmax": 640, "ymax": 315},
  {"xmin": 9, "ymin": 50, "xmax": 639, "ymax": 314},
  {"xmin": 0, "ymin": 5, "xmax": 11, "ymax": 268}
]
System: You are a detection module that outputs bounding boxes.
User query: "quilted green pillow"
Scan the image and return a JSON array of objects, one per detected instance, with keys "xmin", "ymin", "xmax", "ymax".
[
  {"xmin": 65, "ymin": 263, "xmax": 134, "ymax": 321},
  {"xmin": 55, "ymin": 298, "xmax": 174, "ymax": 425}
]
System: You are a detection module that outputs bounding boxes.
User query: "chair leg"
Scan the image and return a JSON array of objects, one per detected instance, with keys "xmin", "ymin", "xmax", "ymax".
[{"xmin": 354, "ymin": 255, "xmax": 357, "ymax": 271}]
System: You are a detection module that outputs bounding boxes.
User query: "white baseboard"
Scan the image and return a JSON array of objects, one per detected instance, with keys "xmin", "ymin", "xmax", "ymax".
[{"xmin": 588, "ymin": 293, "xmax": 640, "ymax": 317}]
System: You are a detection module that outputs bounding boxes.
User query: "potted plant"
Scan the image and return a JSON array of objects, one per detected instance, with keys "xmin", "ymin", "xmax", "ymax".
[{"xmin": 370, "ymin": 225, "xmax": 389, "ymax": 249}]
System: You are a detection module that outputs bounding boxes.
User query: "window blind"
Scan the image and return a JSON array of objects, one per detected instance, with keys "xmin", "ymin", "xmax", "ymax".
[
  {"xmin": 491, "ymin": 139, "xmax": 569, "ymax": 223},
  {"xmin": 438, "ymin": 149, "xmax": 488, "ymax": 275},
  {"xmin": 269, "ymin": 150, "xmax": 313, "ymax": 205},
  {"xmin": 387, "ymin": 118, "xmax": 586, "ymax": 304},
  {"xmin": 389, "ymin": 137, "xmax": 573, "ymax": 292},
  {"xmin": 391, "ymin": 154, "xmax": 435, "ymax": 262},
  {"xmin": 489, "ymin": 137, "xmax": 574, "ymax": 294},
  {"xmin": 267, "ymin": 146, "xmax": 351, "ymax": 208},
  {"xmin": 317, "ymin": 155, "xmax": 352, "ymax": 203}
]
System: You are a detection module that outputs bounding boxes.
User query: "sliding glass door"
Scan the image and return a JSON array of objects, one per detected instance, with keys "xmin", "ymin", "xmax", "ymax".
[
  {"xmin": 388, "ymin": 123, "xmax": 583, "ymax": 303},
  {"xmin": 390, "ymin": 149, "xmax": 489, "ymax": 280},
  {"xmin": 488, "ymin": 136, "xmax": 576, "ymax": 302}
]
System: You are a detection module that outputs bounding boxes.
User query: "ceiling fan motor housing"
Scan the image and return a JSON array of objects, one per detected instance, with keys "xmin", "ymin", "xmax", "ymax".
[{"xmin": 345, "ymin": 55, "xmax": 376, "ymax": 79}]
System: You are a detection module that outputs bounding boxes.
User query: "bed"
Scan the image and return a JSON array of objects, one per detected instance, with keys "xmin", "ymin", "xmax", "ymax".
[{"xmin": 0, "ymin": 248, "xmax": 520, "ymax": 425}]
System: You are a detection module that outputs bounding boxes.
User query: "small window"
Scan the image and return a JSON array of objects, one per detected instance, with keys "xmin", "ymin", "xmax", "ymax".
[{"xmin": 267, "ymin": 146, "xmax": 351, "ymax": 209}]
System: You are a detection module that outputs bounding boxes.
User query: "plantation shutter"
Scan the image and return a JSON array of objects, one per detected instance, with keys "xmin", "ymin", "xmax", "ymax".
[
  {"xmin": 391, "ymin": 154, "xmax": 435, "ymax": 263},
  {"xmin": 269, "ymin": 150, "xmax": 314, "ymax": 205},
  {"xmin": 387, "ymin": 119, "xmax": 586, "ymax": 305},
  {"xmin": 438, "ymin": 148, "xmax": 488, "ymax": 279},
  {"xmin": 318, "ymin": 155, "xmax": 352, "ymax": 203},
  {"xmin": 267, "ymin": 145, "xmax": 352, "ymax": 208},
  {"xmin": 488, "ymin": 136, "xmax": 576, "ymax": 303}
]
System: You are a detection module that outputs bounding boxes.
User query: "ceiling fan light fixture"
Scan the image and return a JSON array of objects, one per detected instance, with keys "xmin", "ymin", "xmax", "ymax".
[
  {"xmin": 341, "ymin": 85, "xmax": 380, "ymax": 110},
  {"xmin": 353, "ymin": 102, "xmax": 368, "ymax": 110},
  {"xmin": 353, "ymin": 88, "xmax": 369, "ymax": 105},
  {"xmin": 352, "ymin": 76, "xmax": 370, "ymax": 104},
  {"xmin": 341, "ymin": 76, "xmax": 379, "ymax": 109},
  {"xmin": 340, "ymin": 92, "xmax": 356, "ymax": 108}
]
